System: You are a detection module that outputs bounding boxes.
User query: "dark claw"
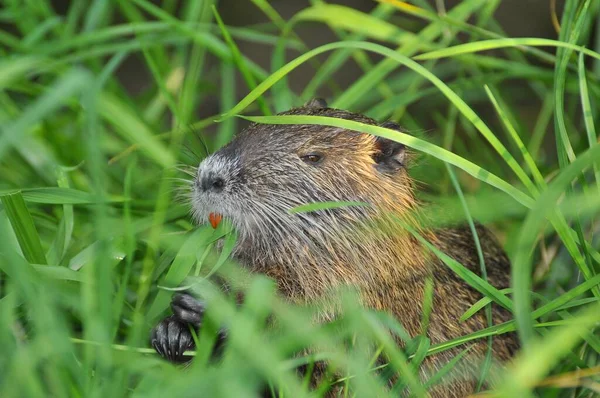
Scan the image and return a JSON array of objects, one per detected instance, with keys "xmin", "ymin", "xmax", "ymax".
[
  {"xmin": 150, "ymin": 315, "xmax": 195, "ymax": 363},
  {"xmin": 171, "ymin": 293, "xmax": 205, "ymax": 326}
]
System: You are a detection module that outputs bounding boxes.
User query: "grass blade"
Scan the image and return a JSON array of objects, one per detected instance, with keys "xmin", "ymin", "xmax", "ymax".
[
  {"xmin": 212, "ymin": 6, "xmax": 270, "ymax": 116},
  {"xmin": 414, "ymin": 38, "xmax": 600, "ymax": 62},
  {"xmin": 578, "ymin": 51, "xmax": 600, "ymax": 192},
  {"xmin": 1, "ymin": 191, "xmax": 47, "ymax": 264},
  {"xmin": 243, "ymin": 114, "xmax": 534, "ymax": 209}
]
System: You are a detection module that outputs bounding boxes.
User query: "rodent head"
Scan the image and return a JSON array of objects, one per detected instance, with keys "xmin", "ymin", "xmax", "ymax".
[{"xmin": 191, "ymin": 99, "xmax": 416, "ymax": 269}]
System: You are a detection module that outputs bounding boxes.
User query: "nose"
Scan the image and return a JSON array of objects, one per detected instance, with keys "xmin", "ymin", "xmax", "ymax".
[{"xmin": 199, "ymin": 173, "xmax": 225, "ymax": 192}]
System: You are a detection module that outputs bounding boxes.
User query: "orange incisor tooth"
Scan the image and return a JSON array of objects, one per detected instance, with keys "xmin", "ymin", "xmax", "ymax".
[{"xmin": 209, "ymin": 212, "xmax": 223, "ymax": 229}]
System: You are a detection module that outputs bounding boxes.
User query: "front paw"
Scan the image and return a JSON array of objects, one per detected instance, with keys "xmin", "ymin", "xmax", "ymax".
[
  {"xmin": 171, "ymin": 293, "xmax": 205, "ymax": 326},
  {"xmin": 150, "ymin": 315, "xmax": 195, "ymax": 363},
  {"xmin": 171, "ymin": 293, "xmax": 227, "ymax": 356}
]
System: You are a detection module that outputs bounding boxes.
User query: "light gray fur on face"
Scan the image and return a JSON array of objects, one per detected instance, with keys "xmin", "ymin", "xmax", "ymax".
[{"xmin": 191, "ymin": 153, "xmax": 243, "ymax": 226}]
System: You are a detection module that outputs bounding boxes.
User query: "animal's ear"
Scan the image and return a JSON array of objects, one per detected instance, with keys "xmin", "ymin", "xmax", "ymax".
[
  {"xmin": 373, "ymin": 121, "xmax": 406, "ymax": 173},
  {"xmin": 304, "ymin": 98, "xmax": 328, "ymax": 109}
]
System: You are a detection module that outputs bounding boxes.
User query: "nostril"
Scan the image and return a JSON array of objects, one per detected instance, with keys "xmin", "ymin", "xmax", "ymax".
[
  {"xmin": 200, "ymin": 174, "xmax": 225, "ymax": 192},
  {"xmin": 212, "ymin": 178, "xmax": 224, "ymax": 190}
]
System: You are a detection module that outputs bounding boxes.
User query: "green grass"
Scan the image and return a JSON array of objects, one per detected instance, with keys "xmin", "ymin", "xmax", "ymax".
[{"xmin": 1, "ymin": 0, "xmax": 599, "ymax": 396}]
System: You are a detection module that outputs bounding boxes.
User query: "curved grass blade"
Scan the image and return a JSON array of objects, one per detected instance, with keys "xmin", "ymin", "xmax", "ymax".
[
  {"xmin": 46, "ymin": 170, "xmax": 75, "ymax": 265},
  {"xmin": 363, "ymin": 312, "xmax": 428, "ymax": 397},
  {"xmin": 423, "ymin": 347, "xmax": 472, "ymax": 390},
  {"xmin": 461, "ymin": 288, "xmax": 512, "ymax": 322},
  {"xmin": 414, "ymin": 38, "xmax": 600, "ymax": 62},
  {"xmin": 484, "ymin": 85, "xmax": 545, "ymax": 189},
  {"xmin": 33, "ymin": 265, "xmax": 84, "ymax": 282},
  {"xmin": 203, "ymin": 229, "xmax": 238, "ymax": 280},
  {"xmin": 36, "ymin": 22, "xmax": 301, "ymax": 56},
  {"xmin": 243, "ymin": 114, "xmax": 534, "ymax": 209}
]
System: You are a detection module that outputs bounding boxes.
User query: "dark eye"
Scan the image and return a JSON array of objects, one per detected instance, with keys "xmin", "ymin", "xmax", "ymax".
[{"xmin": 300, "ymin": 153, "xmax": 323, "ymax": 164}]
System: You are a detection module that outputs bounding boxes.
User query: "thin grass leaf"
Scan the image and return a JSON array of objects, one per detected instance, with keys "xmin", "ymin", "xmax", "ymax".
[
  {"xmin": 212, "ymin": 6, "xmax": 270, "ymax": 116},
  {"xmin": 484, "ymin": 85, "xmax": 545, "ymax": 189},
  {"xmin": 68, "ymin": 240, "xmax": 126, "ymax": 271},
  {"xmin": 22, "ymin": 16, "xmax": 61, "ymax": 47},
  {"xmin": 528, "ymin": 93, "xmax": 554, "ymax": 160},
  {"xmin": 578, "ymin": 51, "xmax": 600, "ymax": 192},
  {"xmin": 33, "ymin": 265, "xmax": 84, "ymax": 283},
  {"xmin": 460, "ymin": 288, "xmax": 512, "ymax": 322},
  {"xmin": 176, "ymin": 1, "xmax": 213, "ymax": 127},
  {"xmin": 414, "ymin": 38, "xmax": 600, "ymax": 62},
  {"xmin": 46, "ymin": 169, "xmax": 75, "ymax": 265},
  {"xmin": 214, "ymin": 63, "xmax": 236, "ymax": 151},
  {"xmin": 410, "ymin": 336, "xmax": 430, "ymax": 370},
  {"xmin": 445, "ymin": 163, "xmax": 493, "ymax": 389},
  {"xmin": 1, "ymin": 191, "xmax": 47, "ymax": 264},
  {"xmin": 363, "ymin": 312, "xmax": 428, "ymax": 398},
  {"xmin": 138, "ymin": 36, "xmax": 180, "ymax": 122},
  {"xmin": 203, "ymin": 230, "xmax": 238, "ymax": 280}
]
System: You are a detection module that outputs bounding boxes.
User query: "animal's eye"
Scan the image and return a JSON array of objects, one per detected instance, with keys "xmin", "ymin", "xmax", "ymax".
[{"xmin": 300, "ymin": 153, "xmax": 323, "ymax": 164}]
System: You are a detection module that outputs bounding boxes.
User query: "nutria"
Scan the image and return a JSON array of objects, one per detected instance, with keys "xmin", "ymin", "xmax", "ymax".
[{"xmin": 151, "ymin": 99, "xmax": 518, "ymax": 397}]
